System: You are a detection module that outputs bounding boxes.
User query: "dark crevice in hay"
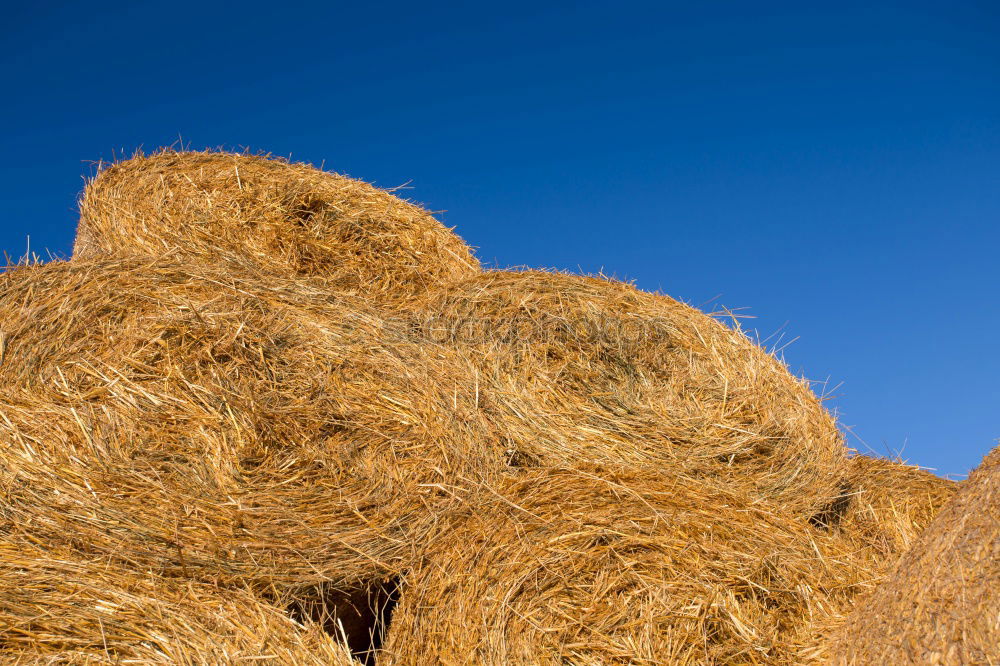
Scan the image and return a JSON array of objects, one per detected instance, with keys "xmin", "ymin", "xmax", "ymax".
[
  {"xmin": 288, "ymin": 576, "xmax": 401, "ymax": 665},
  {"xmin": 505, "ymin": 447, "xmax": 540, "ymax": 468},
  {"xmin": 291, "ymin": 195, "xmax": 329, "ymax": 228},
  {"xmin": 809, "ymin": 479, "xmax": 856, "ymax": 530},
  {"xmin": 318, "ymin": 419, "xmax": 351, "ymax": 438}
]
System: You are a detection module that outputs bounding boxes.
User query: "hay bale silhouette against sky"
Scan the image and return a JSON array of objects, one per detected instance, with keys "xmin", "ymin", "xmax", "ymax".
[
  {"xmin": 4, "ymin": 3, "xmax": 997, "ymax": 482},
  {"xmin": 74, "ymin": 151, "xmax": 480, "ymax": 303}
]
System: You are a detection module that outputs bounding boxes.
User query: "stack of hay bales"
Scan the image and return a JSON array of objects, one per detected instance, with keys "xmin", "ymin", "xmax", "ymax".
[
  {"xmin": 828, "ymin": 446, "xmax": 999, "ymax": 665},
  {"xmin": 0, "ymin": 149, "xmax": 983, "ymax": 663}
]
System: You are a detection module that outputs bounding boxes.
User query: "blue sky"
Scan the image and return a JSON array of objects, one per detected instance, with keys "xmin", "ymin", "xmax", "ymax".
[{"xmin": 2, "ymin": 1, "xmax": 996, "ymax": 477}]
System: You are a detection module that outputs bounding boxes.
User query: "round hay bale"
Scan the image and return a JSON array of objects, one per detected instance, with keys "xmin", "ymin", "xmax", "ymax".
[
  {"xmin": 828, "ymin": 446, "xmax": 999, "ymax": 665},
  {"xmin": 0, "ymin": 539, "xmax": 355, "ymax": 664},
  {"xmin": 381, "ymin": 465, "xmax": 868, "ymax": 665},
  {"xmin": 408, "ymin": 270, "xmax": 849, "ymax": 517},
  {"xmin": 0, "ymin": 258, "xmax": 503, "ymax": 657},
  {"xmin": 74, "ymin": 150, "xmax": 480, "ymax": 301}
]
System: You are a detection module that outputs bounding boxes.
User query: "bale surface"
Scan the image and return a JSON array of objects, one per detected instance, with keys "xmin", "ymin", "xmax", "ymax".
[
  {"xmin": 823, "ymin": 454, "xmax": 957, "ymax": 561},
  {"xmin": 828, "ymin": 446, "xmax": 1000, "ymax": 665},
  {"xmin": 408, "ymin": 270, "xmax": 848, "ymax": 517},
  {"xmin": 74, "ymin": 151, "xmax": 480, "ymax": 301},
  {"xmin": 0, "ymin": 538, "xmax": 355, "ymax": 665},
  {"xmin": 382, "ymin": 465, "xmax": 869, "ymax": 666}
]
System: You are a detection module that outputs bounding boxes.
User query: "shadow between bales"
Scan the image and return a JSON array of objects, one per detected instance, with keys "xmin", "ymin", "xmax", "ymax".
[
  {"xmin": 287, "ymin": 576, "xmax": 402, "ymax": 665},
  {"xmin": 809, "ymin": 479, "xmax": 855, "ymax": 530}
]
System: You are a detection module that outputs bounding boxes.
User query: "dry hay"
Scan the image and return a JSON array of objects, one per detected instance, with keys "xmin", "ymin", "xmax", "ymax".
[
  {"xmin": 0, "ymin": 394, "xmax": 417, "ymax": 662},
  {"xmin": 73, "ymin": 150, "xmax": 480, "ymax": 302},
  {"xmin": 4, "ymin": 147, "xmax": 969, "ymax": 662},
  {"xmin": 828, "ymin": 445, "xmax": 999, "ymax": 665},
  {"xmin": 0, "ymin": 257, "xmax": 503, "ymax": 658},
  {"xmin": 381, "ymin": 465, "xmax": 869, "ymax": 666},
  {"xmin": 818, "ymin": 454, "xmax": 957, "ymax": 561},
  {"xmin": 0, "ymin": 538, "xmax": 355, "ymax": 665},
  {"xmin": 796, "ymin": 455, "xmax": 959, "ymax": 662},
  {"xmin": 407, "ymin": 270, "xmax": 848, "ymax": 518}
]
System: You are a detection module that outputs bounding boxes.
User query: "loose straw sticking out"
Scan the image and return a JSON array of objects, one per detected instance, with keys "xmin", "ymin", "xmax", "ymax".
[
  {"xmin": 407, "ymin": 269, "xmax": 849, "ymax": 518},
  {"xmin": 0, "ymin": 538, "xmax": 356, "ymax": 665},
  {"xmin": 828, "ymin": 446, "xmax": 999, "ymax": 665},
  {"xmin": 74, "ymin": 150, "xmax": 480, "ymax": 303},
  {"xmin": 382, "ymin": 465, "xmax": 872, "ymax": 666}
]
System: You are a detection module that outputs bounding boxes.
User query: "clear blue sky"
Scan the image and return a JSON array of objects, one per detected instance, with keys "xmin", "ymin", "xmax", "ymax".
[{"xmin": 2, "ymin": 1, "xmax": 996, "ymax": 477}]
